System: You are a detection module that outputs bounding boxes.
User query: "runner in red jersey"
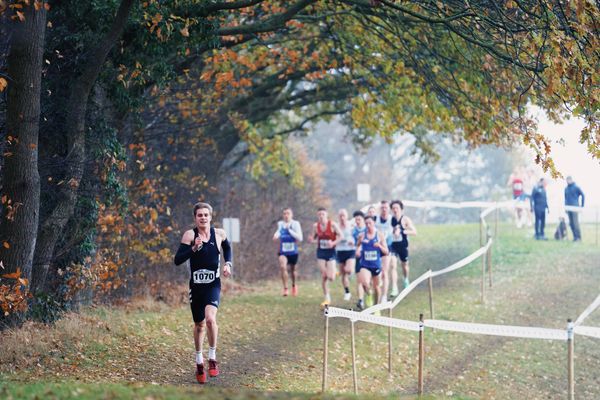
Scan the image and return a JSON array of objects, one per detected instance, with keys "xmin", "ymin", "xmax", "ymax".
[{"xmin": 309, "ymin": 207, "xmax": 342, "ymax": 308}]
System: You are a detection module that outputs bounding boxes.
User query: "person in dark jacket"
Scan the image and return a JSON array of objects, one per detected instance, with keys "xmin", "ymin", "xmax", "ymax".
[
  {"xmin": 530, "ymin": 178, "xmax": 549, "ymax": 240},
  {"xmin": 564, "ymin": 176, "xmax": 585, "ymax": 241}
]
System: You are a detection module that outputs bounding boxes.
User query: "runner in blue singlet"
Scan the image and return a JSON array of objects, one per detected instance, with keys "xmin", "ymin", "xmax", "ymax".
[
  {"xmin": 355, "ymin": 215, "xmax": 389, "ymax": 310},
  {"xmin": 352, "ymin": 210, "xmax": 366, "ymax": 302},
  {"xmin": 273, "ymin": 207, "xmax": 303, "ymax": 297},
  {"xmin": 374, "ymin": 200, "xmax": 393, "ymax": 303}
]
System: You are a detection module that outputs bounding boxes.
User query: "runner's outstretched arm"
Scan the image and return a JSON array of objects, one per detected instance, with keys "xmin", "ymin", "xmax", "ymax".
[
  {"xmin": 174, "ymin": 230, "xmax": 196, "ymax": 265},
  {"xmin": 404, "ymin": 217, "xmax": 417, "ymax": 236},
  {"xmin": 288, "ymin": 221, "xmax": 303, "ymax": 241},
  {"xmin": 174, "ymin": 243, "xmax": 194, "ymax": 265}
]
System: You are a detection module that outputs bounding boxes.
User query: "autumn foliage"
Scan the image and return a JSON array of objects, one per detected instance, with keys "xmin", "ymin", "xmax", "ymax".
[{"xmin": 0, "ymin": 0, "xmax": 599, "ymax": 322}]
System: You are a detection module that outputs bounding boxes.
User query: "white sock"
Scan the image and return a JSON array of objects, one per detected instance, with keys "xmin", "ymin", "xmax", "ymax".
[
  {"xmin": 208, "ymin": 346, "xmax": 216, "ymax": 361},
  {"xmin": 325, "ymin": 293, "xmax": 331, "ymax": 302},
  {"xmin": 195, "ymin": 351, "xmax": 203, "ymax": 364}
]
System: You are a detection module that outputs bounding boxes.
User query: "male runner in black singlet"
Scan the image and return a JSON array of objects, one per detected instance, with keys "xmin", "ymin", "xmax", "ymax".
[{"xmin": 174, "ymin": 202, "xmax": 232, "ymax": 384}]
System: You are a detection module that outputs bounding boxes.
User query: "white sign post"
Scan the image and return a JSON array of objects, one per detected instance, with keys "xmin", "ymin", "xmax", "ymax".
[
  {"xmin": 357, "ymin": 184, "xmax": 371, "ymax": 203},
  {"xmin": 222, "ymin": 218, "xmax": 240, "ymax": 279},
  {"xmin": 222, "ymin": 218, "xmax": 240, "ymax": 243}
]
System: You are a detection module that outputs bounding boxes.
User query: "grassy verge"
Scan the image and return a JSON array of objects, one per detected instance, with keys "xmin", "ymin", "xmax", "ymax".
[{"xmin": 1, "ymin": 222, "xmax": 599, "ymax": 399}]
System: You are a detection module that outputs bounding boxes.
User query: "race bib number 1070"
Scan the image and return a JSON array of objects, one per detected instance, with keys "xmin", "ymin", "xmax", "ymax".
[{"xmin": 193, "ymin": 269, "xmax": 216, "ymax": 284}]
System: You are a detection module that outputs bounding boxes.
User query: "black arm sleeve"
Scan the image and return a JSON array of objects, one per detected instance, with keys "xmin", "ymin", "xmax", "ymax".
[
  {"xmin": 174, "ymin": 243, "xmax": 193, "ymax": 266},
  {"xmin": 221, "ymin": 238, "xmax": 232, "ymax": 263}
]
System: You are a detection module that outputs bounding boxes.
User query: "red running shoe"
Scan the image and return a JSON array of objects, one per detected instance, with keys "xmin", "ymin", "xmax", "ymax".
[
  {"xmin": 208, "ymin": 359, "xmax": 219, "ymax": 377},
  {"xmin": 196, "ymin": 363, "xmax": 207, "ymax": 384},
  {"xmin": 291, "ymin": 285, "xmax": 298, "ymax": 296}
]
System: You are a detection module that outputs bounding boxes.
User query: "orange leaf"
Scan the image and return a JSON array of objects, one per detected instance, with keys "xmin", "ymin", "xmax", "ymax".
[
  {"xmin": 16, "ymin": 10, "xmax": 25, "ymax": 21},
  {"xmin": 0, "ymin": 77, "xmax": 7, "ymax": 92},
  {"xmin": 2, "ymin": 268, "xmax": 20, "ymax": 279},
  {"xmin": 2, "ymin": 241, "xmax": 9, "ymax": 249}
]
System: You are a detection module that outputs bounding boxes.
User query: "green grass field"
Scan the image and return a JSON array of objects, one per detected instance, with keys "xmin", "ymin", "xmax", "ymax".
[{"xmin": 1, "ymin": 222, "xmax": 599, "ymax": 399}]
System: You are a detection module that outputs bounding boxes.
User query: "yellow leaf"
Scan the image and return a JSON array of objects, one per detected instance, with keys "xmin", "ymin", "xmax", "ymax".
[{"xmin": 0, "ymin": 77, "xmax": 7, "ymax": 92}]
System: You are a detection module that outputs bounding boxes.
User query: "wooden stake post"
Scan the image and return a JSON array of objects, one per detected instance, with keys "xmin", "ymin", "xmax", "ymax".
[
  {"xmin": 487, "ymin": 241, "xmax": 493, "ymax": 288},
  {"xmin": 428, "ymin": 275, "xmax": 435, "ymax": 321},
  {"xmin": 567, "ymin": 319, "xmax": 574, "ymax": 400},
  {"xmin": 481, "ymin": 247, "xmax": 486, "ymax": 304},
  {"xmin": 351, "ymin": 319, "xmax": 358, "ymax": 394},
  {"xmin": 479, "ymin": 217, "xmax": 483, "ymax": 246},
  {"xmin": 494, "ymin": 204, "xmax": 499, "ymax": 238},
  {"xmin": 322, "ymin": 307, "xmax": 329, "ymax": 392},
  {"xmin": 388, "ymin": 307, "xmax": 393, "ymax": 373},
  {"xmin": 418, "ymin": 313, "xmax": 425, "ymax": 396}
]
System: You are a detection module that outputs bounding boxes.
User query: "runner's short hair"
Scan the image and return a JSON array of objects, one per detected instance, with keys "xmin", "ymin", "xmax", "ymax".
[
  {"xmin": 364, "ymin": 215, "xmax": 375, "ymax": 222},
  {"xmin": 282, "ymin": 207, "xmax": 292, "ymax": 213},
  {"xmin": 317, "ymin": 207, "xmax": 327, "ymax": 212},
  {"xmin": 353, "ymin": 210, "xmax": 365, "ymax": 218},
  {"xmin": 391, "ymin": 200, "xmax": 404, "ymax": 210},
  {"xmin": 193, "ymin": 202, "xmax": 213, "ymax": 216},
  {"xmin": 380, "ymin": 200, "xmax": 390, "ymax": 206}
]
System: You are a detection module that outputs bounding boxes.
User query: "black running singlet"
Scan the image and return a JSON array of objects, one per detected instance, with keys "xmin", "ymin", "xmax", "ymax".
[
  {"xmin": 188, "ymin": 227, "xmax": 221, "ymax": 285},
  {"xmin": 391, "ymin": 215, "xmax": 408, "ymax": 245}
]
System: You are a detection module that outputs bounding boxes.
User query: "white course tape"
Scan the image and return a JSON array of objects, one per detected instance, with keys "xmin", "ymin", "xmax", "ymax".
[
  {"xmin": 424, "ymin": 319, "xmax": 567, "ymax": 341},
  {"xmin": 362, "ymin": 238, "xmax": 492, "ymax": 315},
  {"xmin": 574, "ymin": 294, "xmax": 600, "ymax": 327},
  {"xmin": 402, "ymin": 200, "xmax": 496, "ymax": 209},
  {"xmin": 362, "ymin": 270, "xmax": 433, "ymax": 315},
  {"xmin": 388, "ymin": 270, "xmax": 432, "ymax": 307},
  {"xmin": 574, "ymin": 325, "xmax": 600, "ymax": 340},
  {"xmin": 326, "ymin": 306, "xmax": 421, "ymax": 331},
  {"xmin": 480, "ymin": 207, "xmax": 496, "ymax": 219},
  {"xmin": 430, "ymin": 239, "xmax": 492, "ymax": 278},
  {"xmin": 564, "ymin": 205, "xmax": 584, "ymax": 213}
]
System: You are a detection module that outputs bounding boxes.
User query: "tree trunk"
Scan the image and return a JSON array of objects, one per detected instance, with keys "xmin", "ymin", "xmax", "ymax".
[
  {"xmin": 31, "ymin": 0, "xmax": 136, "ymax": 294},
  {"xmin": 0, "ymin": 5, "xmax": 47, "ymax": 287}
]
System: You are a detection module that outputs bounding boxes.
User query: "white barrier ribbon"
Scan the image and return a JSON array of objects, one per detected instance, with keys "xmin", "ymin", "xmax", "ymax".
[
  {"xmin": 326, "ymin": 306, "xmax": 421, "ymax": 331},
  {"xmin": 564, "ymin": 205, "xmax": 584, "ymax": 213},
  {"xmin": 362, "ymin": 270, "xmax": 433, "ymax": 315},
  {"xmin": 402, "ymin": 200, "xmax": 497, "ymax": 209},
  {"xmin": 424, "ymin": 319, "xmax": 567, "ymax": 341},
  {"xmin": 362, "ymin": 238, "xmax": 492, "ymax": 315},
  {"xmin": 430, "ymin": 239, "xmax": 492, "ymax": 278},
  {"xmin": 574, "ymin": 294, "xmax": 600, "ymax": 327},
  {"xmin": 574, "ymin": 325, "xmax": 600, "ymax": 340}
]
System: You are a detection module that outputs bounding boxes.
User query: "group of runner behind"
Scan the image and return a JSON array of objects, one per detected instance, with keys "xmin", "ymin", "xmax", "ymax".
[{"xmin": 273, "ymin": 200, "xmax": 417, "ymax": 310}]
